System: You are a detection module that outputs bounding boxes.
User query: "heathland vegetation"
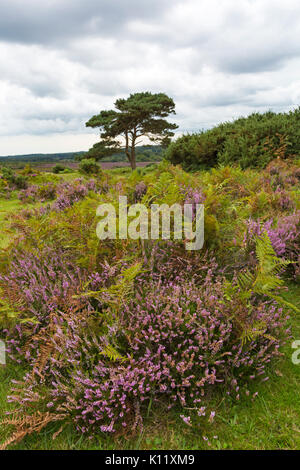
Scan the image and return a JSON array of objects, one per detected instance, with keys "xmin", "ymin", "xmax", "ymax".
[
  {"xmin": 0, "ymin": 103, "xmax": 299, "ymax": 450},
  {"xmin": 0, "ymin": 145, "xmax": 163, "ymax": 169},
  {"xmin": 167, "ymin": 108, "xmax": 300, "ymax": 171}
]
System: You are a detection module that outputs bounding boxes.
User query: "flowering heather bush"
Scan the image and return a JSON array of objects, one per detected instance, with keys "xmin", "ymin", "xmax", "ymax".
[
  {"xmin": 243, "ymin": 211, "xmax": 300, "ymax": 278},
  {"xmin": 37, "ymin": 183, "xmax": 56, "ymax": 201},
  {"xmin": 53, "ymin": 184, "xmax": 88, "ymax": 211},
  {"xmin": 17, "ymin": 178, "xmax": 100, "ymax": 209},
  {"xmin": 272, "ymin": 187, "xmax": 295, "ymax": 211},
  {"xmin": 266, "ymin": 159, "xmax": 300, "ymax": 190},
  {"xmin": 18, "ymin": 184, "xmax": 39, "ymax": 203},
  {"xmin": 0, "ymin": 246, "xmax": 89, "ymax": 363},
  {"xmin": 183, "ymin": 186, "xmax": 206, "ymax": 220},
  {"xmin": 1, "ymin": 256, "xmax": 289, "ymax": 439},
  {"xmin": 134, "ymin": 181, "xmax": 147, "ymax": 202},
  {"xmin": 52, "ymin": 178, "xmax": 100, "ymax": 212},
  {"xmin": 13, "ymin": 271, "xmax": 286, "ymax": 437},
  {"xmin": 13, "ymin": 204, "xmax": 52, "ymax": 222},
  {"xmin": 47, "ymin": 178, "xmax": 98, "ymax": 212}
]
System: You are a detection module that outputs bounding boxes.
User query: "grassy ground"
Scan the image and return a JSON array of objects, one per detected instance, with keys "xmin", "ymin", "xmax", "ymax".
[
  {"xmin": 0, "ymin": 198, "xmax": 23, "ymax": 248},
  {"xmin": 0, "ymin": 284, "xmax": 299, "ymax": 450},
  {"xmin": 0, "ymin": 172, "xmax": 79, "ymax": 248}
]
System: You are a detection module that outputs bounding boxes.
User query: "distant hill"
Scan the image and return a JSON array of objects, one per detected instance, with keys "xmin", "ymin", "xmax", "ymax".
[
  {"xmin": 0, "ymin": 152, "xmax": 85, "ymax": 162},
  {"xmin": 0, "ymin": 145, "xmax": 163, "ymax": 163}
]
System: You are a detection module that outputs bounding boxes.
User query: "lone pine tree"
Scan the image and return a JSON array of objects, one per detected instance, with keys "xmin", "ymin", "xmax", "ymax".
[{"xmin": 85, "ymin": 92, "xmax": 178, "ymax": 170}]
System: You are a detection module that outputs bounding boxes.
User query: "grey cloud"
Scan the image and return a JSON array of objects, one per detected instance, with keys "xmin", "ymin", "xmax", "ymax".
[
  {"xmin": 0, "ymin": 0, "xmax": 300, "ymax": 150},
  {"xmin": 0, "ymin": 0, "xmax": 170, "ymax": 45}
]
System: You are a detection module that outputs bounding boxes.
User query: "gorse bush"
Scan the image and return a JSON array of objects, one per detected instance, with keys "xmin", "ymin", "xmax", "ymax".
[
  {"xmin": 79, "ymin": 158, "xmax": 102, "ymax": 175},
  {"xmin": 166, "ymin": 108, "xmax": 300, "ymax": 170},
  {"xmin": 52, "ymin": 164, "xmax": 66, "ymax": 174}
]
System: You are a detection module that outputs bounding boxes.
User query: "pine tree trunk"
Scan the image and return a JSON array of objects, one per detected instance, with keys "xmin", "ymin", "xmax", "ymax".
[{"xmin": 130, "ymin": 145, "xmax": 136, "ymax": 170}]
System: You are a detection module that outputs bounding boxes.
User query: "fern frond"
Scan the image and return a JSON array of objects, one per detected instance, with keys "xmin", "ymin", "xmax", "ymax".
[
  {"xmin": 237, "ymin": 270, "xmax": 255, "ymax": 291},
  {"xmin": 100, "ymin": 343, "xmax": 127, "ymax": 363},
  {"xmin": 236, "ymin": 231, "xmax": 299, "ymax": 313}
]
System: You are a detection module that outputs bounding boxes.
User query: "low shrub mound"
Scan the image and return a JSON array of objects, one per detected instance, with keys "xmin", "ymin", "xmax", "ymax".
[
  {"xmin": 0, "ymin": 249, "xmax": 289, "ymax": 442},
  {"xmin": 79, "ymin": 158, "xmax": 102, "ymax": 175},
  {"xmin": 166, "ymin": 108, "xmax": 300, "ymax": 170}
]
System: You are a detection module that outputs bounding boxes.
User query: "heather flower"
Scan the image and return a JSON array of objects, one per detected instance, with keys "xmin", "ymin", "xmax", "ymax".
[{"xmin": 134, "ymin": 182, "xmax": 147, "ymax": 202}]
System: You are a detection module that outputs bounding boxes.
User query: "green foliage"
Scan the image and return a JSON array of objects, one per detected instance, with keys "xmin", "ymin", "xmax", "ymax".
[
  {"xmin": 52, "ymin": 164, "xmax": 66, "ymax": 174},
  {"xmin": 1, "ymin": 167, "xmax": 28, "ymax": 189},
  {"xmin": 144, "ymin": 171, "xmax": 182, "ymax": 206},
  {"xmin": 230, "ymin": 232, "xmax": 299, "ymax": 313},
  {"xmin": 165, "ymin": 130, "xmax": 224, "ymax": 170},
  {"xmin": 21, "ymin": 164, "xmax": 35, "ymax": 175},
  {"xmin": 80, "ymin": 262, "xmax": 143, "ymax": 323},
  {"xmin": 0, "ymin": 292, "xmax": 37, "ymax": 328},
  {"xmin": 78, "ymin": 158, "xmax": 101, "ymax": 175},
  {"xmin": 86, "ymin": 92, "xmax": 178, "ymax": 169},
  {"xmin": 167, "ymin": 108, "xmax": 300, "ymax": 170}
]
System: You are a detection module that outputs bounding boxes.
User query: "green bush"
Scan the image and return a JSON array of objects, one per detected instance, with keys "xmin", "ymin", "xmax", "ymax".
[
  {"xmin": 166, "ymin": 108, "xmax": 300, "ymax": 170},
  {"xmin": 79, "ymin": 158, "xmax": 101, "ymax": 175},
  {"xmin": 1, "ymin": 167, "xmax": 28, "ymax": 189},
  {"xmin": 52, "ymin": 164, "xmax": 66, "ymax": 174}
]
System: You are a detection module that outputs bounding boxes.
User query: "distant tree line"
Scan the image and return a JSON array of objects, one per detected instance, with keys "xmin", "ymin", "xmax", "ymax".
[{"xmin": 0, "ymin": 145, "xmax": 163, "ymax": 167}]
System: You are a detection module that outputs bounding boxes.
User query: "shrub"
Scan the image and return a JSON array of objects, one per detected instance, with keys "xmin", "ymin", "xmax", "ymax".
[
  {"xmin": 52, "ymin": 179, "xmax": 99, "ymax": 211},
  {"xmin": 79, "ymin": 158, "xmax": 101, "ymax": 175},
  {"xmin": 166, "ymin": 108, "xmax": 300, "ymax": 170},
  {"xmin": 18, "ymin": 185, "xmax": 39, "ymax": 203},
  {"xmin": 1, "ymin": 167, "xmax": 28, "ymax": 189},
  {"xmin": 1, "ymin": 266, "xmax": 288, "ymax": 440},
  {"xmin": 52, "ymin": 164, "xmax": 66, "ymax": 174},
  {"xmin": 243, "ymin": 212, "xmax": 300, "ymax": 279}
]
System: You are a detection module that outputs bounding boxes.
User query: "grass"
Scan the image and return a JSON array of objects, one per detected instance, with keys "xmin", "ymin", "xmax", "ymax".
[
  {"xmin": 0, "ymin": 197, "xmax": 25, "ymax": 248},
  {"xmin": 0, "ymin": 172, "xmax": 79, "ymax": 248},
  {"xmin": 0, "ymin": 283, "xmax": 299, "ymax": 450},
  {"xmin": 0, "ymin": 197, "xmax": 51, "ymax": 249},
  {"xmin": 55, "ymin": 171, "xmax": 82, "ymax": 181}
]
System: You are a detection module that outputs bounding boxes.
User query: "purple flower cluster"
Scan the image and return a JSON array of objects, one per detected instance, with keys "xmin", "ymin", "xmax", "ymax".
[
  {"xmin": 17, "ymin": 178, "xmax": 100, "ymax": 209},
  {"xmin": 244, "ymin": 211, "xmax": 300, "ymax": 256},
  {"xmin": 243, "ymin": 212, "xmax": 300, "ymax": 278},
  {"xmin": 134, "ymin": 182, "xmax": 148, "ymax": 202},
  {"xmin": 266, "ymin": 159, "xmax": 300, "ymax": 189},
  {"xmin": 273, "ymin": 187, "xmax": 295, "ymax": 211},
  {"xmin": 18, "ymin": 183, "xmax": 57, "ymax": 203},
  {"xmin": 52, "ymin": 179, "xmax": 99, "ymax": 211},
  {"xmin": 183, "ymin": 186, "xmax": 206, "ymax": 220},
  {"xmin": 18, "ymin": 184, "xmax": 39, "ymax": 203},
  {"xmin": 14, "ymin": 269, "xmax": 286, "ymax": 436},
  {"xmin": 0, "ymin": 247, "xmax": 88, "ymax": 364}
]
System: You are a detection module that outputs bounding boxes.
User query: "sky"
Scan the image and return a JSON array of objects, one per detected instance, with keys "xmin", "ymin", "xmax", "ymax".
[{"xmin": 0, "ymin": 0, "xmax": 300, "ymax": 156}]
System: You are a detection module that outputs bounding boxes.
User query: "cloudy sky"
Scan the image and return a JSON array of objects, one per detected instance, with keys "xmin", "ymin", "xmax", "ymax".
[{"xmin": 0, "ymin": 0, "xmax": 299, "ymax": 155}]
